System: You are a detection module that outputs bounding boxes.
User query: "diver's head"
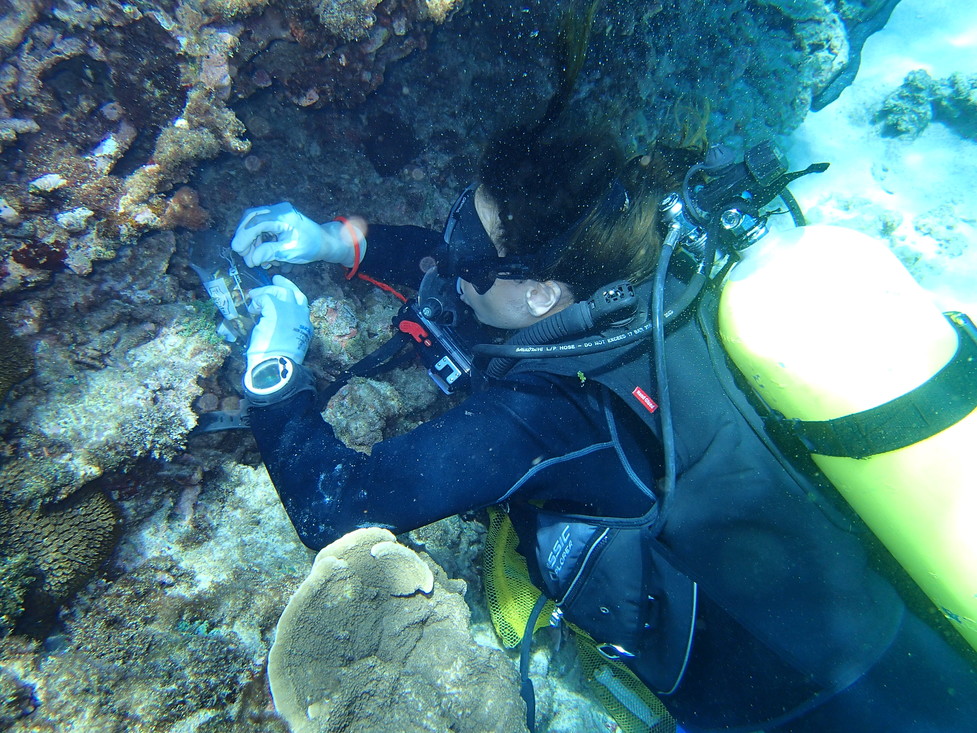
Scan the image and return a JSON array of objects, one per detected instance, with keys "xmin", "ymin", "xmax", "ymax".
[
  {"xmin": 477, "ymin": 125, "xmax": 625, "ymax": 295},
  {"xmin": 438, "ymin": 143, "xmax": 676, "ymax": 316},
  {"xmin": 444, "ymin": 183, "xmax": 573, "ymax": 329}
]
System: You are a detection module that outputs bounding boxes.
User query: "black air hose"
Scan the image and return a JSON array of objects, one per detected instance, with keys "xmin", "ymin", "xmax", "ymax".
[{"xmin": 485, "ymin": 300, "xmax": 596, "ymax": 379}]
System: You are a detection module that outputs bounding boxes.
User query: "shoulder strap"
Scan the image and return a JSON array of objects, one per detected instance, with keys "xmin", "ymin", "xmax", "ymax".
[{"xmin": 780, "ymin": 312, "xmax": 977, "ymax": 459}]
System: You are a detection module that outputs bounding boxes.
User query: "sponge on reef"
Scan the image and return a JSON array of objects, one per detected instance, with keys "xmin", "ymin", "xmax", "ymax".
[{"xmin": 268, "ymin": 527, "xmax": 526, "ymax": 733}]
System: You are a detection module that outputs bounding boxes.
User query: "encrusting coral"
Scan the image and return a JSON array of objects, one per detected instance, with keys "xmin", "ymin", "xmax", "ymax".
[
  {"xmin": 0, "ymin": 232, "xmax": 230, "ymax": 508},
  {"xmin": 268, "ymin": 527, "xmax": 527, "ymax": 733}
]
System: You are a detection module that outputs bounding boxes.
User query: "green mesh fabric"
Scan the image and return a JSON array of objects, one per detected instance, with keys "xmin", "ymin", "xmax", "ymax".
[{"xmin": 482, "ymin": 507, "xmax": 677, "ymax": 732}]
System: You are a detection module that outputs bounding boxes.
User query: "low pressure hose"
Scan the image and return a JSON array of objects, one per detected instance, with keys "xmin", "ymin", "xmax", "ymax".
[
  {"xmin": 484, "ymin": 299, "xmax": 598, "ymax": 379},
  {"xmin": 662, "ymin": 214, "xmax": 718, "ymax": 323},
  {"xmin": 651, "ymin": 224, "xmax": 681, "ymax": 522}
]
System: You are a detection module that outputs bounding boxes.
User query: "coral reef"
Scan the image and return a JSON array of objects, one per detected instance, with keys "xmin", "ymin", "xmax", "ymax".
[
  {"xmin": 505, "ymin": 0, "xmax": 853, "ymax": 152},
  {"xmin": 1, "ymin": 316, "xmax": 227, "ymax": 504},
  {"xmin": 324, "ymin": 370, "xmax": 446, "ymax": 451},
  {"xmin": 0, "ymin": 232, "xmax": 229, "ymax": 507},
  {"xmin": 932, "ymin": 73, "xmax": 977, "ymax": 140},
  {"xmin": 811, "ymin": 0, "xmax": 903, "ymax": 110},
  {"xmin": 407, "ymin": 513, "xmax": 488, "ymax": 622},
  {"xmin": 0, "ymin": 0, "xmax": 464, "ymax": 294},
  {"xmin": 308, "ymin": 281, "xmax": 402, "ymax": 368},
  {"xmin": 0, "ymin": 461, "xmax": 307, "ymax": 731},
  {"xmin": 0, "ymin": 228, "xmax": 227, "ymax": 637},
  {"xmin": 268, "ymin": 527, "xmax": 527, "ymax": 733},
  {"xmin": 877, "ymin": 70, "xmax": 977, "ymax": 140},
  {"xmin": 15, "ymin": 560, "xmax": 260, "ymax": 731},
  {"xmin": 324, "ymin": 376, "xmax": 404, "ymax": 450}
]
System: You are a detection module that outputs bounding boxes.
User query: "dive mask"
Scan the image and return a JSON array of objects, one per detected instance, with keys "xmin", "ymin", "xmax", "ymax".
[
  {"xmin": 438, "ymin": 179, "xmax": 631, "ymax": 294},
  {"xmin": 438, "ymin": 184, "xmax": 539, "ymax": 294}
]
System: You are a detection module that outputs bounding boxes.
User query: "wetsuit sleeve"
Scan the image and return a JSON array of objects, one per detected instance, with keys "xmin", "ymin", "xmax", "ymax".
[
  {"xmin": 360, "ymin": 224, "xmax": 441, "ymax": 284},
  {"xmin": 247, "ymin": 374, "xmax": 593, "ymax": 549}
]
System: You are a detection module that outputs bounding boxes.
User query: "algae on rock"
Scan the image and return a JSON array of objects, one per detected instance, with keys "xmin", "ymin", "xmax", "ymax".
[{"xmin": 0, "ymin": 321, "xmax": 32, "ymax": 405}]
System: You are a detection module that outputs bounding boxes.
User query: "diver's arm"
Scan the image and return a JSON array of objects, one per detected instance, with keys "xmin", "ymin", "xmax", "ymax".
[
  {"xmin": 248, "ymin": 370, "xmax": 592, "ymax": 549},
  {"xmin": 358, "ymin": 224, "xmax": 442, "ymax": 284},
  {"xmin": 230, "ymin": 201, "xmax": 441, "ymax": 284}
]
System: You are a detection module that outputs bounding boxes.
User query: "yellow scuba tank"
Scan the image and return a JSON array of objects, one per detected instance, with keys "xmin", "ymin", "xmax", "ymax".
[{"xmin": 717, "ymin": 223, "xmax": 977, "ymax": 653}]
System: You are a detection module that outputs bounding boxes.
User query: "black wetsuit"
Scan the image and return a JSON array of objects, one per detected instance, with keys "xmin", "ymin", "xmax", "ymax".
[{"xmin": 248, "ymin": 225, "xmax": 977, "ymax": 732}]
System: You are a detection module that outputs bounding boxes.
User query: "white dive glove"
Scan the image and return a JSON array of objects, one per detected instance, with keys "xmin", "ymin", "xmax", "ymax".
[
  {"xmin": 230, "ymin": 202, "xmax": 366, "ymax": 269},
  {"xmin": 245, "ymin": 275, "xmax": 313, "ymax": 372}
]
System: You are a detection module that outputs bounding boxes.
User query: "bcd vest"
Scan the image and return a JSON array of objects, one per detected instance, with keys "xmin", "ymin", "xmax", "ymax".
[{"xmin": 503, "ymin": 276, "xmax": 903, "ymax": 722}]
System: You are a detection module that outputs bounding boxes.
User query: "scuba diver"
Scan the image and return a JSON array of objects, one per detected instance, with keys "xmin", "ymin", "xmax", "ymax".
[
  {"xmin": 218, "ymin": 5, "xmax": 977, "ymax": 723},
  {"xmin": 226, "ymin": 111, "xmax": 977, "ymax": 730}
]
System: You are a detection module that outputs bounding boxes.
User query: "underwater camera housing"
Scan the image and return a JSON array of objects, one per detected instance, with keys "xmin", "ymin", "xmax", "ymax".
[{"xmin": 393, "ymin": 268, "xmax": 478, "ymax": 394}]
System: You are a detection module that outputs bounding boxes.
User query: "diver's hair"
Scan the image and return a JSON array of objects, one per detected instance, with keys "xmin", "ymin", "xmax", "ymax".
[
  {"xmin": 478, "ymin": 124, "xmax": 624, "ymax": 259},
  {"xmin": 476, "ymin": 0, "xmax": 696, "ymax": 297},
  {"xmin": 479, "ymin": 131, "xmax": 697, "ymax": 297},
  {"xmin": 543, "ymin": 147, "xmax": 698, "ymax": 296},
  {"xmin": 543, "ymin": 155, "xmax": 662, "ymax": 296},
  {"xmin": 476, "ymin": 0, "xmax": 614, "ymax": 271}
]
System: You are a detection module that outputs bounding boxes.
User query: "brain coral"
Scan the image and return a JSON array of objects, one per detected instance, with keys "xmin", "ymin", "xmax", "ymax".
[
  {"xmin": 0, "ymin": 489, "xmax": 119, "ymax": 632},
  {"xmin": 268, "ymin": 527, "xmax": 527, "ymax": 733}
]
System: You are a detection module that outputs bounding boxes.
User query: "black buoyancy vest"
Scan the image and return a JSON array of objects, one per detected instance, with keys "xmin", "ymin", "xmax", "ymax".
[{"xmin": 506, "ymin": 277, "xmax": 903, "ymax": 700}]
